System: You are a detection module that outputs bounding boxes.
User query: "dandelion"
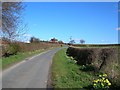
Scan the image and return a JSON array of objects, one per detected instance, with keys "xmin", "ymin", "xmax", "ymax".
[
  {"xmin": 103, "ymin": 74, "xmax": 107, "ymax": 77},
  {"xmin": 99, "ymin": 75, "xmax": 102, "ymax": 77},
  {"xmin": 94, "ymin": 84, "xmax": 97, "ymax": 86},
  {"xmin": 108, "ymin": 82, "xmax": 111, "ymax": 86},
  {"xmin": 102, "ymin": 77, "xmax": 105, "ymax": 80},
  {"xmin": 94, "ymin": 80, "xmax": 98, "ymax": 83},
  {"xmin": 93, "ymin": 73, "xmax": 111, "ymax": 89},
  {"xmin": 105, "ymin": 79, "xmax": 109, "ymax": 83}
]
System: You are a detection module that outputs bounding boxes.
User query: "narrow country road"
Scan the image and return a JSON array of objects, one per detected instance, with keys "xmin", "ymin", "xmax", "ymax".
[{"xmin": 2, "ymin": 48, "xmax": 61, "ymax": 88}]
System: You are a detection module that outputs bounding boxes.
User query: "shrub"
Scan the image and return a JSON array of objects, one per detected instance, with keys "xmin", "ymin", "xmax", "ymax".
[
  {"xmin": 1, "ymin": 45, "xmax": 10, "ymax": 57},
  {"xmin": 7, "ymin": 43, "xmax": 21, "ymax": 55}
]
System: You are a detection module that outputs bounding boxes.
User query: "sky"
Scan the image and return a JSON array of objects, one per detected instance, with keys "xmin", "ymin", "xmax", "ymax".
[{"xmin": 22, "ymin": 2, "xmax": 119, "ymax": 44}]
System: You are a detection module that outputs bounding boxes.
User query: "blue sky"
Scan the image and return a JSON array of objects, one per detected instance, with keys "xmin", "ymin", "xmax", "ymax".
[{"xmin": 23, "ymin": 2, "xmax": 118, "ymax": 44}]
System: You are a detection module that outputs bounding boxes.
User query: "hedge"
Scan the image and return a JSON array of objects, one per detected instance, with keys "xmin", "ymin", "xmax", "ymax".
[
  {"xmin": 66, "ymin": 46, "xmax": 120, "ymax": 87},
  {"xmin": 2, "ymin": 42, "xmax": 61, "ymax": 57}
]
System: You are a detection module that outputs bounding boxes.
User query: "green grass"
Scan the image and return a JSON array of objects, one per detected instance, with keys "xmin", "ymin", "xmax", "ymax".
[
  {"xmin": 52, "ymin": 48, "xmax": 96, "ymax": 88},
  {"xmin": 1, "ymin": 48, "xmax": 53, "ymax": 70}
]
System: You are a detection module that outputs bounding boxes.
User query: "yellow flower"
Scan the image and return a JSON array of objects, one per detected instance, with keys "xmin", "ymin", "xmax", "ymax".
[
  {"xmin": 108, "ymin": 82, "xmax": 111, "ymax": 86},
  {"xmin": 104, "ymin": 80, "xmax": 106, "ymax": 83},
  {"xmin": 99, "ymin": 79, "xmax": 103, "ymax": 82},
  {"xmin": 102, "ymin": 77, "xmax": 105, "ymax": 80},
  {"xmin": 98, "ymin": 79, "xmax": 100, "ymax": 81},
  {"xmin": 94, "ymin": 84, "xmax": 97, "ymax": 86},
  {"xmin": 94, "ymin": 80, "xmax": 98, "ymax": 83},
  {"xmin": 93, "ymin": 80, "xmax": 96, "ymax": 82},
  {"xmin": 93, "ymin": 74, "xmax": 111, "ymax": 89},
  {"xmin": 106, "ymin": 79, "xmax": 109, "ymax": 83},
  {"xmin": 103, "ymin": 74, "xmax": 107, "ymax": 77}
]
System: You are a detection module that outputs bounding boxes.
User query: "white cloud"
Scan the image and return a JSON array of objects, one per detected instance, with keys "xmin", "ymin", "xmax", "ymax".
[
  {"xmin": 23, "ymin": 34, "xmax": 32, "ymax": 37},
  {"xmin": 25, "ymin": 40, "xmax": 30, "ymax": 43}
]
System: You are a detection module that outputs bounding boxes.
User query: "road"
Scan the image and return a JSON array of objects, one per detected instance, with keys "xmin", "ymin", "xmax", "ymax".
[{"xmin": 2, "ymin": 48, "xmax": 61, "ymax": 88}]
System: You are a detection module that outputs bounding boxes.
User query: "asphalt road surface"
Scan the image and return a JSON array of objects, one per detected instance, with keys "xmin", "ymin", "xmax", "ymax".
[{"xmin": 2, "ymin": 48, "xmax": 62, "ymax": 88}]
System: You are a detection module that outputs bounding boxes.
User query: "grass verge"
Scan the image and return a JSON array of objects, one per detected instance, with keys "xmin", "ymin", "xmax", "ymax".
[
  {"xmin": 1, "ymin": 47, "xmax": 55, "ymax": 70},
  {"xmin": 51, "ymin": 48, "xmax": 96, "ymax": 88}
]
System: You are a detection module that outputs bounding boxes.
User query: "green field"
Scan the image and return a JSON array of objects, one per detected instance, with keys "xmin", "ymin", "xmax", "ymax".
[{"xmin": 51, "ymin": 48, "xmax": 96, "ymax": 88}]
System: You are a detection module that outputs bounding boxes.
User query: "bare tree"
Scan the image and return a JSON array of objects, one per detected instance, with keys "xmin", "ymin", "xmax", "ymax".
[
  {"xmin": 69, "ymin": 40, "xmax": 75, "ymax": 44},
  {"xmin": 68, "ymin": 36, "xmax": 75, "ymax": 45},
  {"xmin": 1, "ymin": 2, "xmax": 25, "ymax": 41},
  {"xmin": 80, "ymin": 39, "xmax": 85, "ymax": 44}
]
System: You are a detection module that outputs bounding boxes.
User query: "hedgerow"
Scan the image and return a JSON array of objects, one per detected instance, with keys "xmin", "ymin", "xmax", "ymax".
[{"xmin": 66, "ymin": 46, "xmax": 119, "ymax": 87}]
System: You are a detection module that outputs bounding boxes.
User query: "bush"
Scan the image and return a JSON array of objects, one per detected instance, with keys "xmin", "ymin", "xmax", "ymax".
[
  {"xmin": 7, "ymin": 43, "xmax": 21, "ymax": 55},
  {"xmin": 1, "ymin": 45, "xmax": 9, "ymax": 57},
  {"xmin": 2, "ymin": 43, "xmax": 21, "ymax": 57}
]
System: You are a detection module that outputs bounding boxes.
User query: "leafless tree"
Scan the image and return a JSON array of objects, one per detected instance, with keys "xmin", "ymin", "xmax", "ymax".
[
  {"xmin": 80, "ymin": 39, "xmax": 85, "ymax": 44},
  {"xmin": 1, "ymin": 2, "xmax": 26, "ymax": 41},
  {"xmin": 69, "ymin": 40, "xmax": 75, "ymax": 44}
]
